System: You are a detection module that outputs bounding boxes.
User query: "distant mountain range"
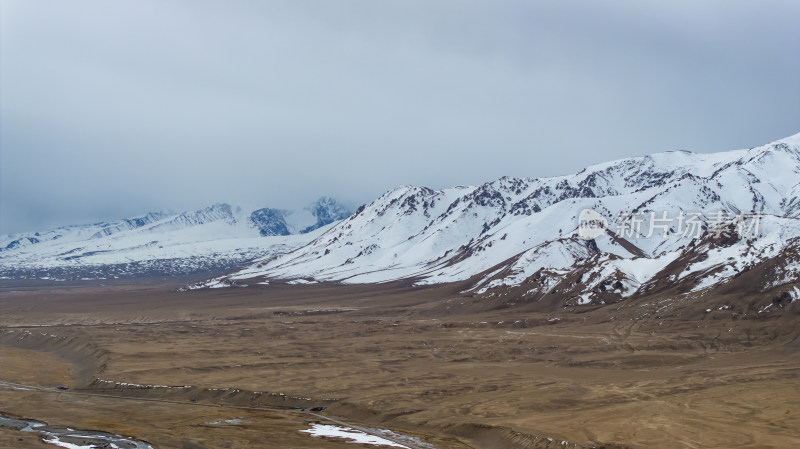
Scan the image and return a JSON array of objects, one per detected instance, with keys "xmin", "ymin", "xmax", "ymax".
[
  {"xmin": 199, "ymin": 133, "xmax": 800, "ymax": 315},
  {"xmin": 0, "ymin": 197, "xmax": 352, "ymax": 280},
  {"xmin": 4, "ymin": 133, "xmax": 800, "ymax": 318}
]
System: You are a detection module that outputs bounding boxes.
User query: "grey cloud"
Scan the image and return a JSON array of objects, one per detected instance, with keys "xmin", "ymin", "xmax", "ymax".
[{"xmin": 2, "ymin": 0, "xmax": 798, "ymax": 233}]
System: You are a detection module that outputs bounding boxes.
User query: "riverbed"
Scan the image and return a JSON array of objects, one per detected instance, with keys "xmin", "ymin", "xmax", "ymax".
[{"xmin": 0, "ymin": 413, "xmax": 154, "ymax": 449}]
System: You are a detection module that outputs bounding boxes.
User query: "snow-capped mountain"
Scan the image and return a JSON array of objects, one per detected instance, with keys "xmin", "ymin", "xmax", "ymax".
[
  {"xmin": 219, "ymin": 133, "xmax": 800, "ymax": 310},
  {"xmin": 249, "ymin": 196, "xmax": 353, "ymax": 236},
  {"xmin": 0, "ymin": 198, "xmax": 352, "ymax": 281}
]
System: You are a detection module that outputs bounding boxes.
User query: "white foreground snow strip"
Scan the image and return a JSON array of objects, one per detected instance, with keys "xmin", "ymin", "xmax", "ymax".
[
  {"xmin": 205, "ymin": 418, "xmax": 247, "ymax": 425},
  {"xmin": 43, "ymin": 436, "xmax": 95, "ymax": 449},
  {"xmin": 300, "ymin": 424, "xmax": 410, "ymax": 448}
]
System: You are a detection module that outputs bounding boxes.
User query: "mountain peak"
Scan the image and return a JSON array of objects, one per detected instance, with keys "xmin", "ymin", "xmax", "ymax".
[
  {"xmin": 247, "ymin": 197, "xmax": 353, "ymax": 236},
  {"xmin": 302, "ymin": 197, "xmax": 353, "ymax": 234},
  {"xmin": 1, "ymin": 197, "xmax": 355, "ymax": 280},
  {"xmin": 213, "ymin": 132, "xmax": 800, "ymax": 312}
]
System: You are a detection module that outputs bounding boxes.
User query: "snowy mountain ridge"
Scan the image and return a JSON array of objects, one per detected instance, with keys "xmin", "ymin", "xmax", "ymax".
[
  {"xmin": 217, "ymin": 133, "xmax": 800, "ymax": 309},
  {"xmin": 0, "ymin": 197, "xmax": 352, "ymax": 281}
]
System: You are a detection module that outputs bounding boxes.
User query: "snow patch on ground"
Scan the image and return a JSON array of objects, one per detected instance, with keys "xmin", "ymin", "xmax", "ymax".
[
  {"xmin": 43, "ymin": 436, "xmax": 91, "ymax": 449},
  {"xmin": 204, "ymin": 418, "xmax": 248, "ymax": 425},
  {"xmin": 300, "ymin": 424, "xmax": 410, "ymax": 448}
]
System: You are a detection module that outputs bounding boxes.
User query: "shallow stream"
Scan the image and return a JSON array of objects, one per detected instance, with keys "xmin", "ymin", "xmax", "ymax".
[{"xmin": 0, "ymin": 413, "xmax": 154, "ymax": 449}]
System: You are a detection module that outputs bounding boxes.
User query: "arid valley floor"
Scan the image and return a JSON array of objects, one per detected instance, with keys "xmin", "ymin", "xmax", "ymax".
[{"xmin": 0, "ymin": 279, "xmax": 798, "ymax": 449}]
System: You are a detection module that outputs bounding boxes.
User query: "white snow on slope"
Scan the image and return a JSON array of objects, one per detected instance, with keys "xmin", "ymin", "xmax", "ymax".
[
  {"xmin": 218, "ymin": 133, "xmax": 800, "ymax": 300},
  {"xmin": 0, "ymin": 200, "xmax": 349, "ymax": 279},
  {"xmin": 300, "ymin": 424, "xmax": 410, "ymax": 448}
]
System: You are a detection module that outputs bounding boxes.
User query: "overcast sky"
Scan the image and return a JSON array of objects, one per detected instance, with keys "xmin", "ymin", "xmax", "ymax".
[{"xmin": 1, "ymin": 0, "xmax": 798, "ymax": 234}]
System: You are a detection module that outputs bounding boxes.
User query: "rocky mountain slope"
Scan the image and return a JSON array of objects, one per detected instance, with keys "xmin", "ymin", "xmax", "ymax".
[
  {"xmin": 217, "ymin": 133, "xmax": 800, "ymax": 314},
  {"xmin": 0, "ymin": 198, "xmax": 352, "ymax": 281}
]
